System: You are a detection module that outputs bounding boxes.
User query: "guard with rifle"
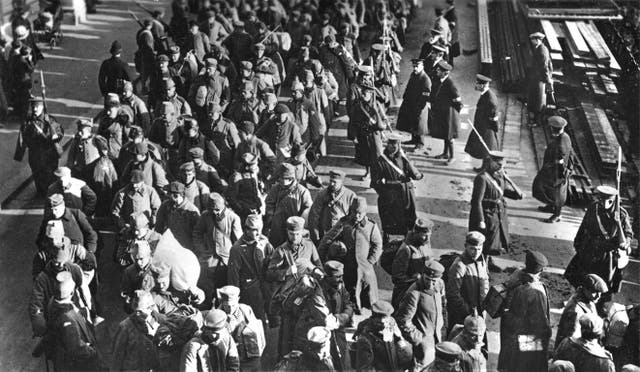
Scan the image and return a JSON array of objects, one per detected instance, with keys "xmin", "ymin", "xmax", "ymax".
[
  {"xmin": 469, "ymin": 150, "xmax": 524, "ymax": 257},
  {"xmin": 566, "ymin": 181, "xmax": 633, "ymax": 308},
  {"xmin": 14, "ymin": 83, "xmax": 63, "ymax": 196}
]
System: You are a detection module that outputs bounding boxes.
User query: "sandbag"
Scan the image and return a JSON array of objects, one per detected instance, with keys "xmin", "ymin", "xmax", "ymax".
[{"xmin": 152, "ymin": 230, "xmax": 201, "ymax": 291}]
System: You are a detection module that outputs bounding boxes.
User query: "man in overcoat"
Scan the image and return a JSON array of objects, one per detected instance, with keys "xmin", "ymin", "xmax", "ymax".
[
  {"xmin": 464, "ymin": 74, "xmax": 499, "ymax": 170},
  {"xmin": 307, "ymin": 170, "xmax": 356, "ymax": 245},
  {"xmin": 526, "ymin": 32, "xmax": 553, "ymax": 126},
  {"xmin": 429, "ymin": 60, "xmax": 461, "ymax": 165},
  {"xmin": 396, "ymin": 58, "xmax": 431, "ymax": 151}
]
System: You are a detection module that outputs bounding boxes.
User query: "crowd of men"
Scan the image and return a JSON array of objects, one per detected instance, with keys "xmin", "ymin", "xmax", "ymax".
[{"xmin": 9, "ymin": 0, "xmax": 640, "ymax": 371}]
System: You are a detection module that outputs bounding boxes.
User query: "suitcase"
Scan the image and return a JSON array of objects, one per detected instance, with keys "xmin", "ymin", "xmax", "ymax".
[{"xmin": 483, "ymin": 283, "xmax": 508, "ymax": 318}]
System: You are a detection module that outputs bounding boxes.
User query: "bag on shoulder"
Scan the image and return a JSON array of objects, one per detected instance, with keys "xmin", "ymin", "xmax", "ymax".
[
  {"xmin": 270, "ymin": 273, "xmax": 317, "ymax": 314},
  {"xmin": 380, "ymin": 238, "xmax": 404, "ymax": 275}
]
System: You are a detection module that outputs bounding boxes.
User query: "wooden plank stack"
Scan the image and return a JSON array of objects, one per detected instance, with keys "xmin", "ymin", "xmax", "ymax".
[
  {"xmin": 488, "ymin": 0, "xmax": 529, "ymax": 91},
  {"xmin": 478, "ymin": 0, "xmax": 492, "ymax": 65}
]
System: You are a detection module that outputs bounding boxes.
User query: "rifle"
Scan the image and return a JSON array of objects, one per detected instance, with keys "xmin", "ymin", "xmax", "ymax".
[
  {"xmin": 128, "ymin": 9, "xmax": 144, "ymax": 28},
  {"xmin": 614, "ymin": 146, "xmax": 629, "ymax": 271},
  {"xmin": 259, "ymin": 24, "xmax": 281, "ymax": 45},
  {"xmin": 133, "ymin": 0, "xmax": 171, "ymax": 30},
  {"xmin": 40, "ymin": 70, "xmax": 48, "ymax": 112}
]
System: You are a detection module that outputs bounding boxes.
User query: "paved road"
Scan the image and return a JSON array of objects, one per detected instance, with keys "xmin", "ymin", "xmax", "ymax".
[{"xmin": 0, "ymin": 0, "xmax": 638, "ymax": 370}]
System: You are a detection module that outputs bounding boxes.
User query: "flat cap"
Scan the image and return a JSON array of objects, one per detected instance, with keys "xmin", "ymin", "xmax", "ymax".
[
  {"xmin": 209, "ymin": 192, "xmax": 225, "ymax": 209},
  {"xmin": 371, "ymin": 300, "xmax": 394, "ymax": 316},
  {"xmin": 132, "ymin": 212, "xmax": 149, "ymax": 229},
  {"xmin": 286, "ymin": 216, "xmax": 305, "ymax": 231},
  {"xmin": 279, "ymin": 163, "xmax": 296, "ymax": 178},
  {"xmin": 184, "ymin": 118, "xmax": 199, "ymax": 130},
  {"xmin": 595, "ymin": 185, "xmax": 617, "ymax": 198},
  {"xmin": 49, "ymin": 193, "xmax": 65, "ymax": 207},
  {"xmin": 414, "ymin": 218, "xmax": 434, "ymax": 231},
  {"xmin": 329, "ymin": 169, "xmax": 346, "ymax": 179},
  {"xmin": 488, "ymin": 150, "xmax": 506, "ymax": 159},
  {"xmin": 579, "ymin": 312, "xmax": 604, "ymax": 335},
  {"xmin": 324, "ymin": 34, "xmax": 336, "ymax": 44},
  {"xmin": 77, "ymin": 119, "xmax": 93, "ymax": 128},
  {"xmin": 411, "ymin": 58, "xmax": 424, "ymax": 64},
  {"xmin": 525, "ymin": 250, "xmax": 548, "ymax": 274},
  {"xmin": 179, "ymin": 161, "xmax": 195, "ymax": 172},
  {"xmin": 432, "ymin": 44, "xmax": 447, "ymax": 53},
  {"xmin": 56, "ymin": 271, "xmax": 73, "ymax": 284},
  {"xmin": 437, "ymin": 60, "xmax": 453, "ymax": 71},
  {"xmin": 54, "ymin": 166, "xmax": 71, "ymax": 178},
  {"xmin": 307, "ymin": 326, "xmax": 331, "ymax": 344},
  {"xmin": 45, "ymin": 220, "xmax": 64, "ymax": 239},
  {"xmin": 465, "ymin": 231, "xmax": 485, "ymax": 245},
  {"xmin": 204, "ymin": 309, "xmax": 227, "ymax": 330},
  {"xmin": 169, "ymin": 181, "xmax": 185, "ymax": 195},
  {"xmin": 350, "ymin": 196, "xmax": 368, "ymax": 214},
  {"xmin": 239, "ymin": 120, "xmax": 255, "ymax": 134},
  {"xmin": 274, "ymin": 103, "xmax": 290, "ymax": 115},
  {"xmin": 324, "ymin": 260, "xmax": 344, "ymax": 276},
  {"xmin": 188, "ymin": 147, "xmax": 204, "ymax": 159},
  {"xmin": 233, "ymin": 19, "xmax": 245, "ymax": 27},
  {"xmin": 583, "ymin": 273, "xmax": 608, "ymax": 293},
  {"xmin": 218, "ymin": 285, "xmax": 240, "ymax": 298},
  {"xmin": 529, "ymin": 32, "xmax": 545, "ymax": 39},
  {"xmin": 205, "ymin": 58, "xmax": 217, "ymax": 68},
  {"xmin": 130, "ymin": 169, "xmax": 145, "ymax": 183},
  {"xmin": 424, "ymin": 259, "xmax": 445, "ymax": 279},
  {"xmin": 548, "ymin": 116, "xmax": 567, "ymax": 129},
  {"xmin": 133, "ymin": 142, "xmax": 148, "ymax": 155},
  {"xmin": 106, "ymin": 92, "xmax": 120, "ymax": 105},
  {"xmin": 157, "ymin": 54, "xmax": 169, "ymax": 62},
  {"xmin": 240, "ymin": 60, "xmax": 253, "ymax": 71},
  {"xmin": 435, "ymin": 341, "xmax": 462, "ymax": 362},
  {"xmin": 123, "ymin": 80, "xmax": 134, "ymax": 92},
  {"xmin": 162, "ymin": 78, "xmax": 175, "ymax": 89},
  {"xmin": 328, "ymin": 241, "xmax": 347, "ymax": 258},
  {"xmin": 241, "ymin": 152, "xmax": 258, "ymax": 166},
  {"xmin": 245, "ymin": 214, "xmax": 263, "ymax": 229},
  {"xmin": 476, "ymin": 74, "xmax": 492, "ymax": 83},
  {"xmin": 169, "ymin": 45, "xmax": 180, "ymax": 54}
]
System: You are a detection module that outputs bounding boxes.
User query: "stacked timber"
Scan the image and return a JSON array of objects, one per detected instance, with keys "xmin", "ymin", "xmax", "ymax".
[{"xmin": 488, "ymin": 0, "xmax": 529, "ymax": 91}]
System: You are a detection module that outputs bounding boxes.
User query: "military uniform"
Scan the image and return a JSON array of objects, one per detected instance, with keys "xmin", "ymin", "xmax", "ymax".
[
  {"xmin": 429, "ymin": 62, "xmax": 462, "ymax": 160},
  {"xmin": 391, "ymin": 226, "xmax": 433, "ymax": 309},
  {"xmin": 527, "ymin": 33, "xmax": 553, "ymax": 122},
  {"xmin": 202, "ymin": 115, "xmax": 241, "ymax": 178},
  {"xmin": 111, "ymin": 181, "xmax": 162, "ymax": 229},
  {"xmin": 97, "ymin": 43, "xmax": 132, "ymax": 95},
  {"xmin": 348, "ymin": 91, "xmax": 387, "ymax": 167},
  {"xmin": 396, "ymin": 60, "xmax": 431, "ymax": 145},
  {"xmin": 464, "ymin": 82, "xmax": 499, "ymax": 159},
  {"xmin": 47, "ymin": 176, "xmax": 97, "ymax": 216},
  {"xmin": 155, "ymin": 187, "xmax": 200, "ymax": 250},
  {"xmin": 264, "ymin": 178, "xmax": 313, "ymax": 247},
  {"xmin": 308, "ymin": 182, "xmax": 356, "ymax": 244}
]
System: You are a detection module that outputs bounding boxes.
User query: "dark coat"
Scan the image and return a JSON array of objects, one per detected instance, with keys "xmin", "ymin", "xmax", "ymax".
[
  {"xmin": 321, "ymin": 279, "xmax": 355, "ymax": 370},
  {"xmin": 395, "ymin": 279, "xmax": 447, "ymax": 367},
  {"xmin": 121, "ymin": 156, "xmax": 169, "ymax": 194},
  {"xmin": 396, "ymin": 70, "xmax": 431, "ymax": 135},
  {"xmin": 97, "ymin": 56, "xmax": 132, "ymax": 95},
  {"xmin": 554, "ymin": 292, "xmax": 598, "ymax": 349},
  {"xmin": 554, "ymin": 337, "xmax": 615, "ymax": 372},
  {"xmin": 469, "ymin": 171, "xmax": 522, "ymax": 253},
  {"xmin": 177, "ymin": 132, "xmax": 221, "ymax": 167},
  {"xmin": 181, "ymin": 331, "xmax": 240, "ymax": 371},
  {"xmin": 498, "ymin": 271, "xmax": 551, "ymax": 372},
  {"xmin": 348, "ymin": 99, "xmax": 386, "ymax": 167},
  {"xmin": 155, "ymin": 199, "xmax": 200, "ymax": 250},
  {"xmin": 264, "ymin": 182, "xmax": 313, "ymax": 247},
  {"xmin": 464, "ymin": 89, "xmax": 499, "ymax": 159},
  {"xmin": 391, "ymin": 238, "xmax": 432, "ymax": 308},
  {"xmin": 37, "ymin": 207, "xmax": 98, "ymax": 253},
  {"xmin": 255, "ymin": 117, "xmax": 302, "ymax": 159},
  {"xmin": 353, "ymin": 317, "xmax": 405, "ymax": 372},
  {"xmin": 429, "ymin": 76, "xmax": 461, "ymax": 140},
  {"xmin": 527, "ymin": 43, "xmax": 552, "ymax": 113},
  {"xmin": 47, "ymin": 178, "xmax": 97, "ymax": 216},
  {"xmin": 47, "ymin": 300, "xmax": 100, "ymax": 371},
  {"xmin": 319, "ymin": 44, "xmax": 356, "ymax": 100},
  {"xmin": 307, "ymin": 186, "xmax": 357, "ymax": 243},
  {"xmin": 111, "ymin": 312, "xmax": 167, "ymax": 371},
  {"xmin": 445, "ymin": 252, "xmax": 489, "ymax": 327},
  {"xmin": 532, "ymin": 132, "xmax": 572, "ymax": 208},
  {"xmin": 371, "ymin": 150, "xmax": 423, "ymax": 236}
]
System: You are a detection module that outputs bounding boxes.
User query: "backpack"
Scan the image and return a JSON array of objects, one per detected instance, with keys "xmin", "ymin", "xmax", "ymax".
[
  {"xmin": 380, "ymin": 238, "xmax": 404, "ymax": 275},
  {"xmin": 270, "ymin": 273, "xmax": 318, "ymax": 315},
  {"xmin": 438, "ymin": 252, "xmax": 461, "ymax": 283}
]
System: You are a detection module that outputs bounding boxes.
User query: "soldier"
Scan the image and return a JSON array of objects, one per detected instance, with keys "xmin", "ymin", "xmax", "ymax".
[
  {"xmin": 37, "ymin": 194, "xmax": 98, "ymax": 253},
  {"xmin": 264, "ymin": 164, "xmax": 313, "ymax": 247},
  {"xmin": 319, "ymin": 35, "xmax": 356, "ymax": 101},
  {"xmin": 423, "ymin": 342, "xmax": 463, "ymax": 372},
  {"xmin": 120, "ymin": 241, "xmax": 155, "ymax": 309},
  {"xmin": 116, "ymin": 126, "xmax": 162, "ymax": 175},
  {"xmin": 112, "ymin": 290, "xmax": 166, "ymax": 370},
  {"xmin": 308, "ymin": 170, "xmax": 356, "ymax": 244},
  {"xmin": 97, "ymin": 95, "xmax": 130, "ymax": 162},
  {"xmin": 223, "ymin": 20, "xmax": 253, "ymax": 70},
  {"xmin": 252, "ymin": 43, "xmax": 283, "ymax": 94},
  {"xmin": 320, "ymin": 261, "xmax": 354, "ymax": 370},
  {"xmin": 370, "ymin": 132, "xmax": 424, "ymax": 239},
  {"xmin": 14, "ymin": 97, "xmax": 63, "ymax": 195},
  {"xmin": 288, "ymin": 80, "xmax": 318, "ymax": 145},
  {"xmin": 115, "ymin": 212, "xmax": 161, "ymax": 267},
  {"xmin": 47, "ymin": 166, "xmax": 97, "ymax": 216},
  {"xmin": 446, "ymin": 231, "xmax": 489, "ymax": 330},
  {"xmin": 464, "ymin": 74, "xmax": 499, "ymax": 170},
  {"xmin": 227, "ymin": 214, "xmax": 274, "ymax": 320},
  {"xmin": 121, "ymin": 142, "xmax": 169, "ymax": 196},
  {"xmin": 121, "ymin": 81, "xmax": 151, "ymax": 134},
  {"xmin": 148, "ymin": 55, "xmax": 179, "ymax": 109},
  {"xmin": 150, "ymin": 264, "xmax": 200, "ymax": 316},
  {"xmin": 256, "ymin": 104, "xmax": 302, "ymax": 164},
  {"xmin": 192, "ymin": 192, "xmax": 243, "ymax": 300},
  {"xmin": 391, "ymin": 218, "xmax": 434, "ymax": 308},
  {"xmin": 498, "ymin": 250, "xmax": 551, "ymax": 372},
  {"xmin": 168, "ymin": 45, "xmax": 197, "ymax": 98},
  {"xmin": 228, "ymin": 153, "xmax": 266, "ymax": 223},
  {"xmin": 188, "ymin": 147, "xmax": 225, "ymax": 193},
  {"xmin": 353, "ymin": 300, "xmax": 409, "ymax": 371},
  {"xmin": 256, "ymin": 92, "xmax": 278, "ymax": 129},
  {"xmin": 319, "ymin": 197, "xmax": 382, "ymax": 312},
  {"xmin": 111, "ymin": 169, "xmax": 162, "ymax": 229},
  {"xmin": 181, "ymin": 309, "xmax": 240, "ymax": 371},
  {"xmin": 46, "ymin": 273, "xmax": 101, "ymax": 371},
  {"xmin": 274, "ymin": 143, "xmax": 323, "ymax": 189},
  {"xmin": 396, "ymin": 58, "xmax": 431, "ymax": 150},
  {"xmin": 184, "ymin": 20, "xmax": 211, "ymax": 67},
  {"xmin": 235, "ymin": 121, "xmax": 277, "ymax": 176},
  {"xmin": 177, "ymin": 161, "xmax": 211, "ymax": 211},
  {"xmin": 348, "ymin": 83, "xmax": 387, "ymax": 179},
  {"xmin": 225, "ymin": 80, "xmax": 259, "ymax": 125},
  {"xmin": 155, "ymin": 181, "xmax": 200, "ymax": 250},
  {"xmin": 189, "ymin": 58, "xmax": 230, "ymax": 123},
  {"xmin": 148, "ymin": 101, "xmax": 183, "ymax": 176},
  {"xmin": 155, "ymin": 77, "xmax": 192, "ymax": 117},
  {"xmin": 66, "ymin": 119, "xmax": 102, "ymax": 181},
  {"xmin": 135, "ymin": 19, "xmax": 156, "ymax": 91},
  {"xmin": 555, "ymin": 273, "xmax": 608, "ymax": 350},
  {"xmin": 177, "ymin": 117, "xmax": 220, "ymax": 167},
  {"xmin": 275, "ymin": 327, "xmax": 335, "ymax": 372},
  {"xmin": 395, "ymin": 260, "xmax": 448, "ymax": 369},
  {"xmin": 566, "ymin": 185, "xmax": 633, "ymax": 304},
  {"xmin": 469, "ymin": 150, "xmax": 524, "ymax": 256},
  {"xmin": 422, "ymin": 43, "xmax": 447, "ymax": 80},
  {"xmin": 202, "ymin": 104, "xmax": 241, "ymax": 179},
  {"xmin": 33, "ymin": 220, "xmax": 95, "ymax": 280},
  {"xmin": 526, "ymin": 32, "xmax": 553, "ymax": 126},
  {"xmin": 532, "ymin": 116, "xmax": 573, "ymax": 223},
  {"xmin": 302, "ymin": 69, "xmax": 329, "ymax": 154},
  {"xmin": 9, "ymin": 45, "xmax": 34, "ymax": 118},
  {"xmin": 450, "ymin": 311, "xmax": 487, "ymax": 372},
  {"xmin": 200, "ymin": 9, "xmax": 229, "ymax": 45},
  {"xmin": 444, "ymin": 0, "xmax": 459, "ymax": 65},
  {"xmin": 554, "ymin": 313, "xmax": 615, "ymax": 372},
  {"xmin": 429, "ymin": 60, "xmax": 461, "ymax": 164},
  {"xmin": 97, "ymin": 40, "xmax": 133, "ymax": 96}
]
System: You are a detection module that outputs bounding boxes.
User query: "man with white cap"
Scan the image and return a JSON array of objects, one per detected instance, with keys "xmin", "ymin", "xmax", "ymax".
[
  {"xmin": 498, "ymin": 250, "xmax": 551, "ymax": 372},
  {"xmin": 554, "ymin": 313, "xmax": 615, "ymax": 372},
  {"xmin": 47, "ymin": 166, "xmax": 97, "ymax": 216},
  {"xmin": 37, "ymin": 193, "xmax": 98, "ymax": 253},
  {"xmin": 308, "ymin": 169, "xmax": 356, "ymax": 245},
  {"xmin": 227, "ymin": 214, "xmax": 274, "ymax": 320},
  {"xmin": 33, "ymin": 220, "xmax": 94, "ymax": 278},
  {"xmin": 396, "ymin": 259, "xmax": 448, "ymax": 369},
  {"xmin": 526, "ymin": 31, "xmax": 553, "ymax": 126},
  {"xmin": 275, "ymin": 326, "xmax": 335, "ymax": 371},
  {"xmin": 469, "ymin": 150, "xmax": 523, "ymax": 257},
  {"xmin": 567, "ymin": 185, "xmax": 633, "ymax": 303},
  {"xmin": 532, "ymin": 115, "xmax": 573, "ymax": 222},
  {"xmin": 555, "ymin": 273, "xmax": 608, "ymax": 349}
]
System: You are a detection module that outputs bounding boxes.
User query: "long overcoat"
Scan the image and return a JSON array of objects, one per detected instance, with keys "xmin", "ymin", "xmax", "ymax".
[
  {"xmin": 396, "ymin": 70, "xmax": 431, "ymax": 136},
  {"xmin": 464, "ymin": 89, "xmax": 499, "ymax": 159}
]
